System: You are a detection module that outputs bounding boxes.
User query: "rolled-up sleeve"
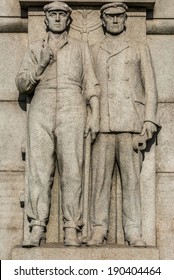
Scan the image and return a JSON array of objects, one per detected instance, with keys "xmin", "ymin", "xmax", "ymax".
[
  {"xmin": 16, "ymin": 45, "xmax": 40, "ymax": 94},
  {"xmin": 82, "ymin": 43, "xmax": 100, "ymax": 102}
]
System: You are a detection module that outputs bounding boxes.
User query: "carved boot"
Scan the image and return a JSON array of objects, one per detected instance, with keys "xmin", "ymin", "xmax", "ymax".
[
  {"xmin": 87, "ymin": 227, "xmax": 106, "ymax": 246},
  {"xmin": 22, "ymin": 225, "xmax": 46, "ymax": 248},
  {"xmin": 64, "ymin": 228, "xmax": 82, "ymax": 247},
  {"xmin": 128, "ymin": 238, "xmax": 147, "ymax": 247},
  {"xmin": 126, "ymin": 233, "xmax": 147, "ymax": 247}
]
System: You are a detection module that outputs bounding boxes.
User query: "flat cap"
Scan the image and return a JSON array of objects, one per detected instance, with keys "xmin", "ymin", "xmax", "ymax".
[
  {"xmin": 100, "ymin": 2, "xmax": 128, "ymax": 14},
  {"xmin": 43, "ymin": 1, "xmax": 72, "ymax": 14}
]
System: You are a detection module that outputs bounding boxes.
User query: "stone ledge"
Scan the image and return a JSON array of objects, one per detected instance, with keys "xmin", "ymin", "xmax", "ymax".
[
  {"xmin": 1, "ymin": 18, "xmax": 174, "ymax": 35},
  {"xmin": 147, "ymin": 19, "xmax": 174, "ymax": 35},
  {"xmin": 12, "ymin": 243, "xmax": 159, "ymax": 260},
  {"xmin": 0, "ymin": 18, "xmax": 27, "ymax": 33},
  {"xmin": 20, "ymin": 0, "xmax": 156, "ymax": 10}
]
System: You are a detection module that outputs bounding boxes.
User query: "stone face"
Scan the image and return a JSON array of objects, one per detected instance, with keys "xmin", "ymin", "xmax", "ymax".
[
  {"xmin": 157, "ymin": 174, "xmax": 174, "ymax": 259},
  {"xmin": 0, "ymin": 102, "xmax": 26, "ymax": 171},
  {"xmin": 28, "ymin": 9, "xmax": 146, "ymax": 45},
  {"xmin": 147, "ymin": 35, "xmax": 174, "ymax": 103},
  {"xmin": 156, "ymin": 103, "xmax": 174, "ymax": 172},
  {"xmin": 0, "ymin": 33, "xmax": 28, "ymax": 101}
]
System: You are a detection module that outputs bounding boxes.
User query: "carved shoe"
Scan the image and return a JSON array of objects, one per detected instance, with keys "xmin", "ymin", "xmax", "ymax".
[
  {"xmin": 128, "ymin": 238, "xmax": 146, "ymax": 247},
  {"xmin": 64, "ymin": 228, "xmax": 82, "ymax": 247},
  {"xmin": 22, "ymin": 225, "xmax": 46, "ymax": 248},
  {"xmin": 87, "ymin": 228, "xmax": 106, "ymax": 246}
]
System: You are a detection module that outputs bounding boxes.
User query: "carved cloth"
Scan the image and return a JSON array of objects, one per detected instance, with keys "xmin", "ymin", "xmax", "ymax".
[
  {"xmin": 16, "ymin": 34, "xmax": 99, "ymax": 230},
  {"xmin": 90, "ymin": 33, "xmax": 158, "ymax": 241}
]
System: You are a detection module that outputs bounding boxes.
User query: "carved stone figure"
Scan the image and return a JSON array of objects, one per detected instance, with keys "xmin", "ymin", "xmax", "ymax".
[
  {"xmin": 87, "ymin": 2, "xmax": 158, "ymax": 247},
  {"xmin": 16, "ymin": 1, "xmax": 99, "ymax": 247}
]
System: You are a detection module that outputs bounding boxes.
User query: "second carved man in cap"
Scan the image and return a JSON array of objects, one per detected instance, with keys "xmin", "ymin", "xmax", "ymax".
[{"xmin": 88, "ymin": 2, "xmax": 158, "ymax": 247}]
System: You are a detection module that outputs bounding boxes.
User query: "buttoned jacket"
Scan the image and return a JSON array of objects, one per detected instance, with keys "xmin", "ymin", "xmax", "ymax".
[{"xmin": 92, "ymin": 34, "xmax": 158, "ymax": 133}]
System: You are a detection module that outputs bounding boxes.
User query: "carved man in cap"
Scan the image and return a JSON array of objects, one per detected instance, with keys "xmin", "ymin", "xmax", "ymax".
[
  {"xmin": 16, "ymin": 1, "xmax": 99, "ymax": 247},
  {"xmin": 88, "ymin": 2, "xmax": 158, "ymax": 246}
]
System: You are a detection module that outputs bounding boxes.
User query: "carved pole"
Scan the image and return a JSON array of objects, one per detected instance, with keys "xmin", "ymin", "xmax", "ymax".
[{"xmin": 82, "ymin": 133, "xmax": 91, "ymax": 242}]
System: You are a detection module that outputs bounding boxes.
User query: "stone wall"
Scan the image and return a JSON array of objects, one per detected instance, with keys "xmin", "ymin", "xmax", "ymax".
[
  {"xmin": 150, "ymin": 0, "xmax": 174, "ymax": 260},
  {"xmin": 0, "ymin": 0, "xmax": 28, "ymax": 256},
  {"xmin": 0, "ymin": 0, "xmax": 174, "ymax": 259}
]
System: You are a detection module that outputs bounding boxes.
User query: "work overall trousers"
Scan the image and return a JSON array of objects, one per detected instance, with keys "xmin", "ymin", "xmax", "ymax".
[{"xmin": 27, "ymin": 50, "xmax": 86, "ymax": 231}]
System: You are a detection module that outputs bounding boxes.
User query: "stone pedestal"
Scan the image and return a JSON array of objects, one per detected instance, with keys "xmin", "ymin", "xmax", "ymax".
[{"xmin": 12, "ymin": 244, "xmax": 159, "ymax": 260}]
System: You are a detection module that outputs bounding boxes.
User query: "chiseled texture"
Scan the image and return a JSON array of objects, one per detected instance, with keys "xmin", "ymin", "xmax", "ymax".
[
  {"xmin": 12, "ymin": 245, "xmax": 160, "ymax": 260},
  {"xmin": 92, "ymin": 32, "xmax": 158, "ymax": 133},
  {"xmin": 16, "ymin": 33, "xmax": 99, "ymax": 230},
  {"xmin": 90, "ymin": 31, "xmax": 158, "ymax": 242}
]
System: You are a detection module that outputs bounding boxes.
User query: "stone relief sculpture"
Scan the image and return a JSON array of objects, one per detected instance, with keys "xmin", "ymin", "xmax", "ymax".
[
  {"xmin": 16, "ymin": 1, "xmax": 100, "ymax": 247},
  {"xmin": 87, "ymin": 2, "xmax": 158, "ymax": 247},
  {"xmin": 70, "ymin": 8, "xmax": 102, "ymax": 43},
  {"xmin": 15, "ymin": 0, "xmax": 158, "ymax": 251}
]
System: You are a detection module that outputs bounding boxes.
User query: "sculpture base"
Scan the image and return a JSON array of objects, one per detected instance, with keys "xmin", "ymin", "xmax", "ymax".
[{"xmin": 12, "ymin": 243, "xmax": 159, "ymax": 260}]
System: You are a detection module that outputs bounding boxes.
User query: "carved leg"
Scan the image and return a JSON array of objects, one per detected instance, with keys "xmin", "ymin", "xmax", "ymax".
[
  {"xmin": 22, "ymin": 224, "xmax": 46, "ymax": 248},
  {"xmin": 116, "ymin": 133, "xmax": 146, "ymax": 247},
  {"xmin": 88, "ymin": 133, "xmax": 116, "ymax": 245}
]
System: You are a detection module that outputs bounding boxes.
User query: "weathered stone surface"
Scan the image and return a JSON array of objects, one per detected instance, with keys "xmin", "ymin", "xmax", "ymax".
[
  {"xmin": 20, "ymin": 2, "xmax": 101, "ymax": 248},
  {"xmin": 0, "ymin": 33, "xmax": 28, "ymax": 101},
  {"xmin": 0, "ymin": 102, "xmax": 26, "ymax": 171},
  {"xmin": 22, "ymin": 1, "xmax": 156, "ymax": 251},
  {"xmin": 108, "ymin": 171, "xmax": 117, "ymax": 244},
  {"xmin": 1, "ymin": 229, "xmax": 23, "ymax": 260},
  {"xmin": 20, "ymin": 0, "xmax": 156, "ymax": 10},
  {"xmin": 28, "ymin": 9, "xmax": 146, "ymax": 45},
  {"xmin": 43, "ymin": 172, "xmax": 59, "ymax": 243},
  {"xmin": 154, "ymin": 0, "xmax": 174, "ymax": 19},
  {"xmin": 0, "ymin": 172, "xmax": 24, "ymax": 260},
  {"xmin": 4, "ymin": 0, "xmax": 174, "ymax": 20},
  {"xmin": 147, "ymin": 19, "xmax": 174, "ymax": 35},
  {"xmin": 0, "ymin": 0, "xmax": 172, "ymax": 261},
  {"xmin": 156, "ymin": 104, "xmax": 174, "ymax": 172},
  {"xmin": 140, "ymin": 143, "xmax": 156, "ymax": 246},
  {"xmin": 87, "ymin": 4, "xmax": 156, "ymax": 248},
  {"xmin": 0, "ymin": 18, "xmax": 28, "ymax": 33},
  {"xmin": 147, "ymin": 35, "xmax": 174, "ymax": 103},
  {"xmin": 28, "ymin": 12, "xmax": 46, "ymax": 43},
  {"xmin": 12, "ymin": 244, "xmax": 159, "ymax": 260},
  {"xmin": 0, "ymin": 172, "xmax": 24, "ymax": 227},
  {"xmin": 0, "ymin": 0, "xmax": 21, "ymax": 17},
  {"xmin": 157, "ymin": 173, "xmax": 174, "ymax": 259}
]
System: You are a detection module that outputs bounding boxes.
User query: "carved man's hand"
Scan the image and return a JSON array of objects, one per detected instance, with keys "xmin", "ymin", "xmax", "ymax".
[
  {"xmin": 35, "ymin": 43, "xmax": 54, "ymax": 78},
  {"xmin": 39, "ymin": 44, "xmax": 54, "ymax": 69},
  {"xmin": 140, "ymin": 121, "xmax": 157, "ymax": 140},
  {"xmin": 84, "ymin": 114, "xmax": 99, "ymax": 142}
]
